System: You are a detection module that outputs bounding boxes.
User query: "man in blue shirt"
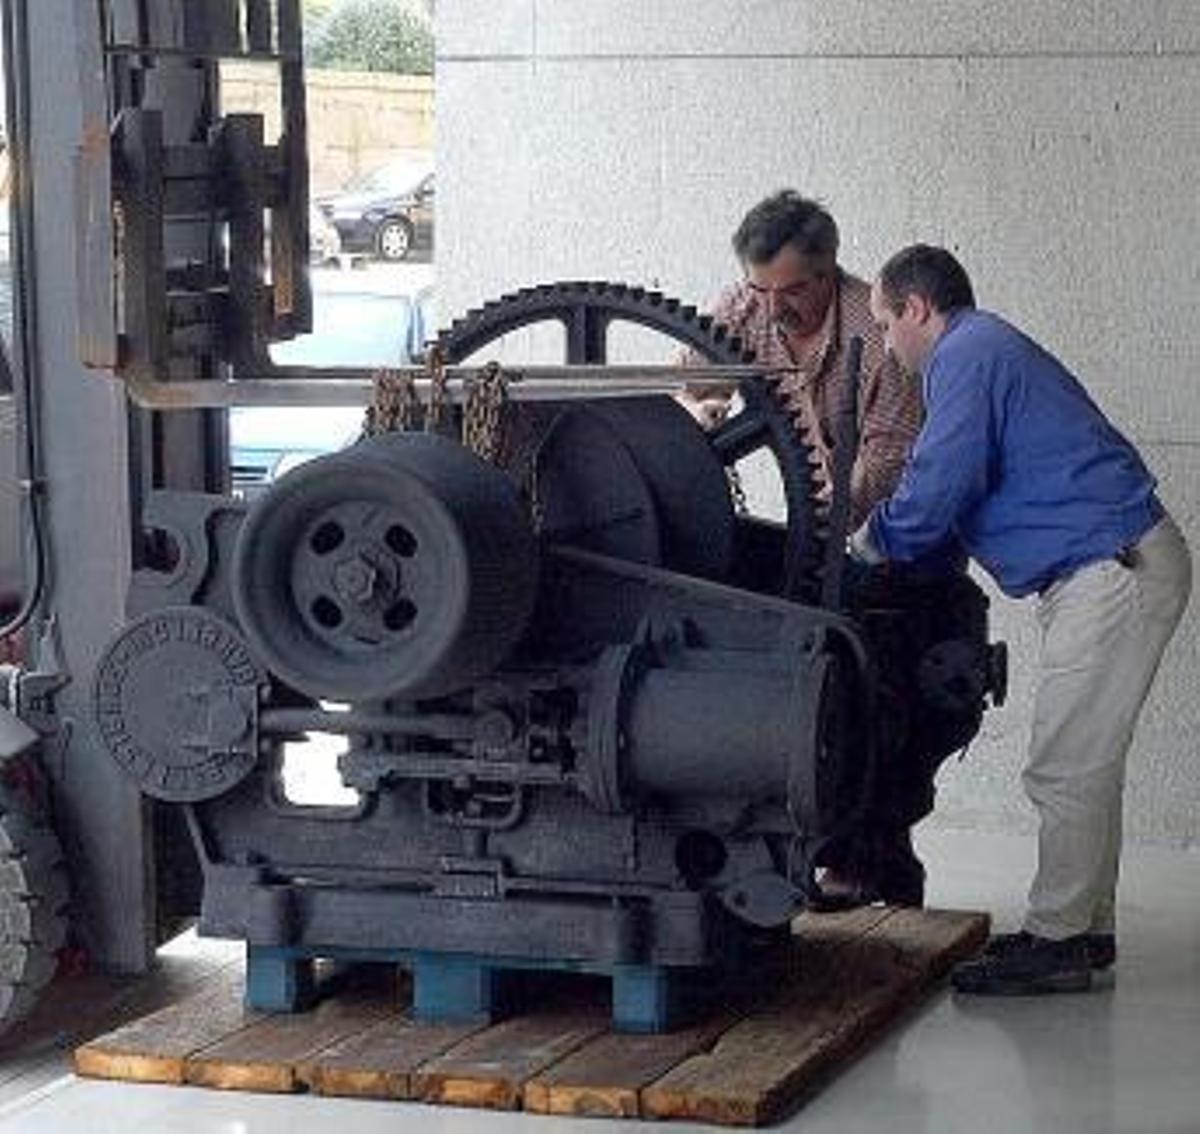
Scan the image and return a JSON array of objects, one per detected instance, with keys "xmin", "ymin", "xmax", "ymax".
[{"xmin": 851, "ymin": 245, "xmax": 1192, "ymax": 995}]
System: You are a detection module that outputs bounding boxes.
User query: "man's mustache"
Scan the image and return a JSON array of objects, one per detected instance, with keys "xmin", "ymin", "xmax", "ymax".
[{"xmin": 772, "ymin": 307, "xmax": 807, "ymax": 332}]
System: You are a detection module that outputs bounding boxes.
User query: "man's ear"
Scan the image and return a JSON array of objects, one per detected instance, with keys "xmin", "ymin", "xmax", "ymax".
[{"xmin": 904, "ymin": 292, "xmax": 932, "ymax": 325}]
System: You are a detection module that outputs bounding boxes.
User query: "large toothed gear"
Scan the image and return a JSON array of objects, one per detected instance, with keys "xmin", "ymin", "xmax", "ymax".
[{"xmin": 436, "ymin": 280, "xmax": 827, "ymax": 600}]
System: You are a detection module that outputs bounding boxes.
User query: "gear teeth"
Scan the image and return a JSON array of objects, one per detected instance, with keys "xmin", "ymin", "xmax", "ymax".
[{"xmin": 431, "ymin": 278, "xmax": 826, "ymax": 602}]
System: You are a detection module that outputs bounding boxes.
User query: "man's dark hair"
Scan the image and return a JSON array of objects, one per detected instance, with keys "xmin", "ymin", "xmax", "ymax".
[
  {"xmin": 732, "ymin": 190, "xmax": 839, "ymax": 265},
  {"xmin": 878, "ymin": 244, "xmax": 976, "ymax": 314}
]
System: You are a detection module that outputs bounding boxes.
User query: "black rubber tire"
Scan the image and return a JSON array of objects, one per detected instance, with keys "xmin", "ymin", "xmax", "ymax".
[
  {"xmin": 435, "ymin": 280, "xmax": 825, "ymax": 599},
  {"xmin": 0, "ymin": 774, "xmax": 67, "ymax": 1035}
]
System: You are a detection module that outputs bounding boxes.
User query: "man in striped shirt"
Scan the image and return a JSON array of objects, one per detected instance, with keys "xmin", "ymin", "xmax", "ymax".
[
  {"xmin": 683, "ymin": 192, "xmax": 928, "ymax": 907},
  {"xmin": 683, "ymin": 190, "xmax": 923, "ymax": 528}
]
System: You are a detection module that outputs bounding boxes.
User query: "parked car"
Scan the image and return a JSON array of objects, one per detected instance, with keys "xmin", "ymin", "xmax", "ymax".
[
  {"xmin": 317, "ymin": 158, "xmax": 434, "ymax": 262},
  {"xmin": 231, "ymin": 282, "xmax": 436, "ymax": 496}
]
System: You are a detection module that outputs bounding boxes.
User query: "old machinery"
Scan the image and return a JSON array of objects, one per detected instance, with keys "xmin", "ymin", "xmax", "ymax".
[
  {"xmin": 0, "ymin": 0, "xmax": 1004, "ymax": 1036},
  {"xmin": 90, "ymin": 286, "xmax": 1005, "ymax": 1031}
]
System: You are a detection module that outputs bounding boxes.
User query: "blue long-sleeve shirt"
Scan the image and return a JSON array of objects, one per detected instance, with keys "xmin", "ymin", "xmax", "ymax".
[{"xmin": 867, "ymin": 310, "xmax": 1161, "ymax": 597}]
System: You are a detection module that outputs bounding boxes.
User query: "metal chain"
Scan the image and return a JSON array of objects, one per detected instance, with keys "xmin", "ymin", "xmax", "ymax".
[
  {"xmin": 725, "ymin": 466, "xmax": 749, "ymax": 516},
  {"xmin": 423, "ymin": 344, "xmax": 450, "ymax": 433},
  {"xmin": 462, "ymin": 360, "xmax": 509, "ymax": 463},
  {"xmin": 363, "ymin": 367, "xmax": 422, "ymax": 436}
]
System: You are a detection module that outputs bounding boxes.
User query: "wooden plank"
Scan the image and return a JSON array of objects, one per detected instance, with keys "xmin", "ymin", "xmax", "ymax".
[
  {"xmin": 791, "ymin": 903, "xmax": 898, "ymax": 943},
  {"xmin": 298, "ymin": 1016, "xmax": 489, "ymax": 1099},
  {"xmin": 522, "ymin": 909, "xmax": 897, "ymax": 1119},
  {"xmin": 184, "ymin": 967, "xmax": 403, "ymax": 1093},
  {"xmin": 6, "ymin": 935, "xmax": 242, "ymax": 1084},
  {"xmin": 411, "ymin": 1006, "xmax": 609, "ymax": 1111},
  {"xmin": 71, "ymin": 908, "xmax": 989, "ymax": 1126},
  {"xmin": 524, "ymin": 1013, "xmax": 734, "ymax": 1118},
  {"xmin": 74, "ymin": 966, "xmax": 254, "ymax": 1085},
  {"xmin": 861, "ymin": 906, "xmax": 991, "ymax": 978},
  {"xmin": 641, "ymin": 909, "xmax": 988, "ymax": 1126}
]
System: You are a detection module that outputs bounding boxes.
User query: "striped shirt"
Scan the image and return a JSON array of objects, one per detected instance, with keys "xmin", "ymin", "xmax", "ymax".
[{"xmin": 699, "ymin": 270, "xmax": 923, "ymax": 528}]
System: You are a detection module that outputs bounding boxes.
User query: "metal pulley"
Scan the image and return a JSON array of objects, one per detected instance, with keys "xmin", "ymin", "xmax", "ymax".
[
  {"xmin": 92, "ymin": 608, "xmax": 264, "ymax": 802},
  {"xmin": 230, "ymin": 431, "xmax": 539, "ymax": 702}
]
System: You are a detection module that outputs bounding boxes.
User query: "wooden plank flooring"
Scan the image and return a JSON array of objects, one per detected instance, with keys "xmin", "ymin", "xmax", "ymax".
[
  {"xmin": 73, "ymin": 907, "xmax": 988, "ymax": 1127},
  {"xmin": 0, "ymin": 932, "xmax": 242, "ymax": 1107}
]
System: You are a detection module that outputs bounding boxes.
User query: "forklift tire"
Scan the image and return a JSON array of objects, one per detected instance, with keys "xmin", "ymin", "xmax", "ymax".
[{"xmin": 0, "ymin": 776, "xmax": 68, "ymax": 1034}]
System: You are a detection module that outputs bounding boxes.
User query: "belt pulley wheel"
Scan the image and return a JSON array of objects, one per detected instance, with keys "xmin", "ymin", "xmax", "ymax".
[
  {"xmin": 231, "ymin": 432, "xmax": 538, "ymax": 702},
  {"xmin": 436, "ymin": 280, "xmax": 825, "ymax": 599}
]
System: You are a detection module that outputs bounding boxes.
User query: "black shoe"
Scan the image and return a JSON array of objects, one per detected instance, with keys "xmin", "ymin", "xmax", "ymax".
[
  {"xmin": 952, "ymin": 932, "xmax": 1093, "ymax": 995},
  {"xmin": 984, "ymin": 931, "xmax": 1116, "ymax": 972}
]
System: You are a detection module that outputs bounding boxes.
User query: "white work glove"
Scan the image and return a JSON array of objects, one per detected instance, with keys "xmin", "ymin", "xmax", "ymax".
[{"xmin": 847, "ymin": 520, "xmax": 886, "ymax": 566}]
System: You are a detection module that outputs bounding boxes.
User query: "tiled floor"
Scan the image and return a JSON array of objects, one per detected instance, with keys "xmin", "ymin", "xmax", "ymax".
[{"xmin": 0, "ymin": 825, "xmax": 1197, "ymax": 1133}]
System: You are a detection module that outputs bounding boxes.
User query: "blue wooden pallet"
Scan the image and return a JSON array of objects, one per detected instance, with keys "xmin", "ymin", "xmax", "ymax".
[{"xmin": 245, "ymin": 944, "xmax": 727, "ymax": 1034}]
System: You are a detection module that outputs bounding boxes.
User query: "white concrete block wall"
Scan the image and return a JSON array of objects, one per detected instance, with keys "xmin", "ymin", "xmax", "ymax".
[{"xmin": 437, "ymin": 2, "xmax": 1200, "ymax": 845}]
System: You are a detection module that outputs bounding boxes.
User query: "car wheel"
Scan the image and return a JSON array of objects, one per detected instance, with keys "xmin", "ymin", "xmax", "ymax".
[{"xmin": 376, "ymin": 218, "xmax": 414, "ymax": 261}]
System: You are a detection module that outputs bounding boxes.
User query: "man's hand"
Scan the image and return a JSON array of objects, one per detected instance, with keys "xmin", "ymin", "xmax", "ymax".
[
  {"xmin": 675, "ymin": 385, "xmax": 734, "ymax": 432},
  {"xmin": 848, "ymin": 520, "xmax": 886, "ymax": 566}
]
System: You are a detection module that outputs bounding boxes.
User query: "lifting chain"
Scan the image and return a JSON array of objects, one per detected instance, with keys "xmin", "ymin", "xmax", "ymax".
[
  {"xmin": 423, "ymin": 343, "xmax": 451, "ymax": 433},
  {"xmin": 363, "ymin": 368, "xmax": 422, "ymax": 436},
  {"xmin": 726, "ymin": 467, "xmax": 749, "ymax": 516},
  {"xmin": 363, "ymin": 345, "xmax": 451, "ymax": 437},
  {"xmin": 364, "ymin": 347, "xmax": 512, "ymax": 470},
  {"xmin": 461, "ymin": 360, "xmax": 509, "ymax": 464}
]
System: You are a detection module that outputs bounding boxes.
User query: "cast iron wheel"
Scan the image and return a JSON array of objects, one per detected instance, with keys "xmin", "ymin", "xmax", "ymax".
[
  {"xmin": 436, "ymin": 280, "xmax": 826, "ymax": 599},
  {"xmin": 376, "ymin": 217, "xmax": 413, "ymax": 262},
  {"xmin": 0, "ymin": 769, "xmax": 68, "ymax": 1035},
  {"xmin": 232, "ymin": 431, "xmax": 538, "ymax": 702}
]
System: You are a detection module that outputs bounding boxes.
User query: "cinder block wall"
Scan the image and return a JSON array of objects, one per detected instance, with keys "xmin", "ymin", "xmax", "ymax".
[
  {"xmin": 437, "ymin": 2, "xmax": 1200, "ymax": 845},
  {"xmin": 221, "ymin": 64, "xmax": 434, "ymax": 193}
]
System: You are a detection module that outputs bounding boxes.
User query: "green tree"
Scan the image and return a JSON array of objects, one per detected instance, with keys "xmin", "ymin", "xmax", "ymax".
[{"xmin": 307, "ymin": 0, "xmax": 434, "ymax": 75}]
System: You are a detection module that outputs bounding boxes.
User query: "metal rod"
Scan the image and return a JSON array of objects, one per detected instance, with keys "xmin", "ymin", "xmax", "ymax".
[
  {"xmin": 121, "ymin": 363, "xmax": 782, "ymax": 410},
  {"xmin": 260, "ymin": 707, "xmax": 481, "ymax": 741}
]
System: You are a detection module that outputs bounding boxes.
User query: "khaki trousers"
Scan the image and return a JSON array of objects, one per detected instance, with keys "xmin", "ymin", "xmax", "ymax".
[{"xmin": 1023, "ymin": 515, "xmax": 1192, "ymax": 940}]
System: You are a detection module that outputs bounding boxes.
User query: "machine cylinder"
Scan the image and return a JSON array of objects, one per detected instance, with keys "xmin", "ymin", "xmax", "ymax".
[{"xmin": 619, "ymin": 662, "xmax": 824, "ymax": 804}]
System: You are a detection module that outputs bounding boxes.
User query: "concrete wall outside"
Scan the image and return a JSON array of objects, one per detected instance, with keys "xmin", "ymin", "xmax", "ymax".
[
  {"xmin": 436, "ymin": 2, "xmax": 1200, "ymax": 846},
  {"xmin": 221, "ymin": 63, "xmax": 434, "ymax": 193}
]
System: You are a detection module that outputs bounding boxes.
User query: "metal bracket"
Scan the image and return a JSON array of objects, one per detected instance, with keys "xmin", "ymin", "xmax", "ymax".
[{"xmin": 14, "ymin": 615, "xmax": 71, "ymax": 728}]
